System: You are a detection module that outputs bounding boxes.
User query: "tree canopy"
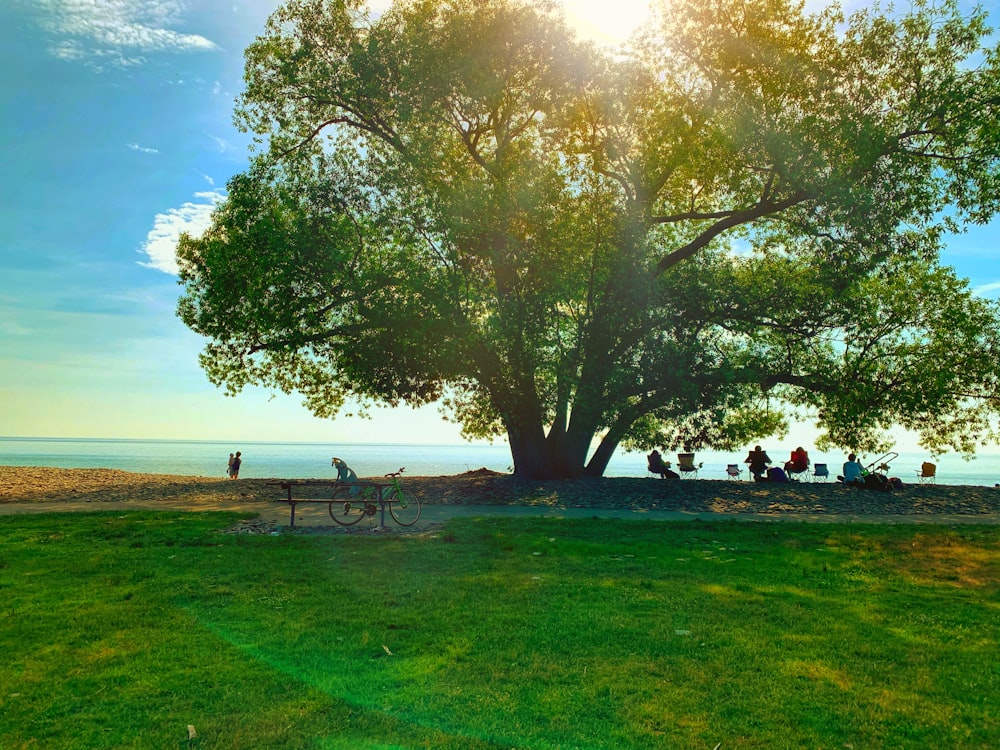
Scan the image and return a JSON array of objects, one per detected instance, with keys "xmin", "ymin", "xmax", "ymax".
[{"xmin": 177, "ymin": 0, "xmax": 1000, "ymax": 478}]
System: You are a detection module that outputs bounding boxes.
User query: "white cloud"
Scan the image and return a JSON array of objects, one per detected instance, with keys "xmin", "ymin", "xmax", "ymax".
[
  {"xmin": 206, "ymin": 132, "xmax": 235, "ymax": 153},
  {"xmin": 972, "ymin": 281, "xmax": 1000, "ymax": 298},
  {"xmin": 140, "ymin": 190, "xmax": 225, "ymax": 275},
  {"xmin": 36, "ymin": 0, "xmax": 219, "ymax": 67},
  {"xmin": 128, "ymin": 143, "xmax": 159, "ymax": 154}
]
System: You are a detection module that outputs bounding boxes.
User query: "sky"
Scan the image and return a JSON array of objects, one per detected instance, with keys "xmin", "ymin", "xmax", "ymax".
[{"xmin": 1, "ymin": 0, "xmax": 998, "ymax": 450}]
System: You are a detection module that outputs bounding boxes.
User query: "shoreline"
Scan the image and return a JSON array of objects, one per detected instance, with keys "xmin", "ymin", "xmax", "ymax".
[{"xmin": 2, "ymin": 466, "xmax": 999, "ymax": 518}]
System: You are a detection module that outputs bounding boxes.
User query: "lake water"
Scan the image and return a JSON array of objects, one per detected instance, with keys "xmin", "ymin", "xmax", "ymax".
[{"xmin": 2, "ymin": 437, "xmax": 999, "ymax": 486}]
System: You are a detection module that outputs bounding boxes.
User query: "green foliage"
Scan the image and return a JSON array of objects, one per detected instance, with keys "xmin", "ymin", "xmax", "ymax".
[
  {"xmin": 2, "ymin": 512, "xmax": 998, "ymax": 748},
  {"xmin": 177, "ymin": 0, "xmax": 1000, "ymax": 476}
]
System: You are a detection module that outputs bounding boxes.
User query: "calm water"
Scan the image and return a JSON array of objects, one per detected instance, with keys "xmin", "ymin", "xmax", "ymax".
[{"xmin": 2, "ymin": 437, "xmax": 1000, "ymax": 486}]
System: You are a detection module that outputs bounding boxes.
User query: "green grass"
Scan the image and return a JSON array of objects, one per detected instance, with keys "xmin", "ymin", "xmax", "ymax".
[{"xmin": 0, "ymin": 512, "xmax": 997, "ymax": 749}]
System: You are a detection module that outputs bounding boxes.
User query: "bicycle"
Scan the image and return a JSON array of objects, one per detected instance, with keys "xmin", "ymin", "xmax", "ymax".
[{"xmin": 328, "ymin": 467, "xmax": 421, "ymax": 527}]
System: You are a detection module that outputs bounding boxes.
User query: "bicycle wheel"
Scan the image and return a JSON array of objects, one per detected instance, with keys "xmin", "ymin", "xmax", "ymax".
[
  {"xmin": 329, "ymin": 499, "xmax": 366, "ymax": 526},
  {"xmin": 388, "ymin": 489, "xmax": 421, "ymax": 526}
]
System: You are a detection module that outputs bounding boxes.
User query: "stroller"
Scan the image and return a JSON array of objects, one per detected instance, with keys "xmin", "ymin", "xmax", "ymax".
[{"xmin": 859, "ymin": 452, "xmax": 902, "ymax": 491}]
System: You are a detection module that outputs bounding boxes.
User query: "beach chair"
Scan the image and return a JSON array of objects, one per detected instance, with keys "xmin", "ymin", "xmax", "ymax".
[
  {"xmin": 725, "ymin": 463, "xmax": 743, "ymax": 480},
  {"xmin": 647, "ymin": 451, "xmax": 677, "ymax": 479},
  {"xmin": 784, "ymin": 447, "xmax": 811, "ymax": 481},
  {"xmin": 811, "ymin": 463, "xmax": 829, "ymax": 482},
  {"xmin": 785, "ymin": 464, "xmax": 809, "ymax": 482},
  {"xmin": 677, "ymin": 453, "xmax": 702, "ymax": 479},
  {"xmin": 648, "ymin": 460, "xmax": 676, "ymax": 479},
  {"xmin": 917, "ymin": 462, "xmax": 936, "ymax": 484}
]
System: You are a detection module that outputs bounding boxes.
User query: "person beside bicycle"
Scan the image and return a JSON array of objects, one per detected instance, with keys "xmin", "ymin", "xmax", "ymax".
[{"xmin": 332, "ymin": 457, "xmax": 361, "ymax": 494}]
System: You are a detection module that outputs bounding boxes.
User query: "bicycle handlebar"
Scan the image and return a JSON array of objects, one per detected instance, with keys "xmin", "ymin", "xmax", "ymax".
[{"xmin": 385, "ymin": 467, "xmax": 406, "ymax": 478}]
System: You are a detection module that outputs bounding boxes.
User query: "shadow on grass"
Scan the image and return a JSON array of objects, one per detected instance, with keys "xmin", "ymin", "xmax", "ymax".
[{"xmin": 1, "ymin": 512, "xmax": 997, "ymax": 748}]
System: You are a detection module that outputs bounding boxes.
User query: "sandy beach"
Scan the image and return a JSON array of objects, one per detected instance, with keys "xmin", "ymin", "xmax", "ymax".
[{"xmin": 2, "ymin": 465, "xmax": 999, "ymax": 519}]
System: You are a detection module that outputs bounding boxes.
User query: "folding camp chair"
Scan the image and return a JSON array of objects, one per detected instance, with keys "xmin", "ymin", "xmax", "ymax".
[
  {"xmin": 917, "ymin": 462, "xmax": 936, "ymax": 484},
  {"xmin": 784, "ymin": 447, "xmax": 811, "ymax": 481},
  {"xmin": 647, "ymin": 450, "xmax": 677, "ymax": 478},
  {"xmin": 725, "ymin": 464, "xmax": 743, "ymax": 480},
  {"xmin": 811, "ymin": 463, "xmax": 830, "ymax": 482},
  {"xmin": 677, "ymin": 453, "xmax": 703, "ymax": 479},
  {"xmin": 786, "ymin": 464, "xmax": 810, "ymax": 482}
]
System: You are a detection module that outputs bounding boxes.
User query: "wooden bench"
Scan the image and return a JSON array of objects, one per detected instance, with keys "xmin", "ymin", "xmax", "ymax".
[{"xmin": 269, "ymin": 480, "xmax": 395, "ymax": 528}]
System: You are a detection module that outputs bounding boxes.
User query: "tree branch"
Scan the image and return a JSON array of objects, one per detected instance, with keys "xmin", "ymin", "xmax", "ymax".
[{"xmin": 653, "ymin": 190, "xmax": 810, "ymax": 275}]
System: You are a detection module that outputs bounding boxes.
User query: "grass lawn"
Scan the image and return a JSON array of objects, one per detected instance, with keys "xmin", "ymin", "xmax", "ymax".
[{"xmin": 0, "ymin": 512, "xmax": 997, "ymax": 749}]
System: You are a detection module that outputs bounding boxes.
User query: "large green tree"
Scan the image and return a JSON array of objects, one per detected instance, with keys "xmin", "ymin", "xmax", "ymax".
[{"xmin": 178, "ymin": 0, "xmax": 1000, "ymax": 478}]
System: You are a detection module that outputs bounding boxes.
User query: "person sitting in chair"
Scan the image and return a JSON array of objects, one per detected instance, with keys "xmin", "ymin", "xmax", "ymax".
[
  {"xmin": 647, "ymin": 450, "xmax": 679, "ymax": 479},
  {"xmin": 784, "ymin": 447, "xmax": 810, "ymax": 475},
  {"xmin": 744, "ymin": 445, "xmax": 772, "ymax": 482}
]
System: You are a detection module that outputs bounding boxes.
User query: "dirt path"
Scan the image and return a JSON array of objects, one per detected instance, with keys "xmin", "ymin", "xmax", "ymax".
[{"xmin": 2, "ymin": 491, "xmax": 996, "ymax": 534}]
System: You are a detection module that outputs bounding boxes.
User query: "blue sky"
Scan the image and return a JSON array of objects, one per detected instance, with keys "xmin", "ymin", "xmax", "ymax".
[{"xmin": 1, "ymin": 0, "xmax": 998, "ymax": 449}]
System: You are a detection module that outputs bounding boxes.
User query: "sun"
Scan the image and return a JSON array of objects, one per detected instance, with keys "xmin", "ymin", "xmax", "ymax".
[
  {"xmin": 560, "ymin": 0, "xmax": 653, "ymax": 46},
  {"xmin": 363, "ymin": 0, "xmax": 654, "ymax": 46}
]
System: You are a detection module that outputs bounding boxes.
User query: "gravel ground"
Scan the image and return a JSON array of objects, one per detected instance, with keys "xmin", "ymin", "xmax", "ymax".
[{"xmin": 2, "ymin": 465, "xmax": 998, "ymax": 517}]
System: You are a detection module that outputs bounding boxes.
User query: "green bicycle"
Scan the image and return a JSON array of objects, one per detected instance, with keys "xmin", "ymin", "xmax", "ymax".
[{"xmin": 328, "ymin": 467, "xmax": 421, "ymax": 527}]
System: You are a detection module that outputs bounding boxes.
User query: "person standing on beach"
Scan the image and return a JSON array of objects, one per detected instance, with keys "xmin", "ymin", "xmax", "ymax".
[
  {"xmin": 227, "ymin": 453, "xmax": 235, "ymax": 477},
  {"xmin": 229, "ymin": 451, "xmax": 242, "ymax": 479}
]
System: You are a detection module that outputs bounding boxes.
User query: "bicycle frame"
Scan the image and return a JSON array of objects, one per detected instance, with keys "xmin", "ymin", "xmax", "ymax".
[{"xmin": 329, "ymin": 467, "xmax": 420, "ymax": 528}]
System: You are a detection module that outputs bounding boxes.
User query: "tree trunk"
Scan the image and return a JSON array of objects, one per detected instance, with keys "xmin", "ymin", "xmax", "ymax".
[
  {"xmin": 584, "ymin": 434, "xmax": 619, "ymax": 477},
  {"xmin": 585, "ymin": 401, "xmax": 652, "ymax": 477},
  {"xmin": 505, "ymin": 418, "xmax": 604, "ymax": 479},
  {"xmin": 503, "ymin": 353, "xmax": 609, "ymax": 479},
  {"xmin": 507, "ymin": 421, "xmax": 552, "ymax": 478},
  {"xmin": 508, "ymin": 415, "xmax": 599, "ymax": 479},
  {"xmin": 502, "ymin": 377, "xmax": 555, "ymax": 478}
]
